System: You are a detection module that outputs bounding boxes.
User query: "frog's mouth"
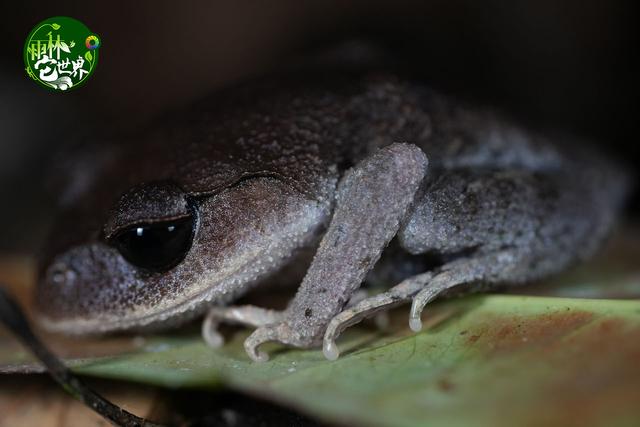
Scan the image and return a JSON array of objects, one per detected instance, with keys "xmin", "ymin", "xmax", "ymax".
[{"xmin": 36, "ymin": 248, "xmax": 282, "ymax": 335}]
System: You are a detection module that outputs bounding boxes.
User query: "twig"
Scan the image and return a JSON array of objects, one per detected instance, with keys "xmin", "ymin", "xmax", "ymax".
[{"xmin": 0, "ymin": 285, "xmax": 167, "ymax": 427}]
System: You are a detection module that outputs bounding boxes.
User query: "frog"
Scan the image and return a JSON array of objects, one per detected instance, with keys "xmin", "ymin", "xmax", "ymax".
[{"xmin": 35, "ymin": 66, "xmax": 630, "ymax": 362}]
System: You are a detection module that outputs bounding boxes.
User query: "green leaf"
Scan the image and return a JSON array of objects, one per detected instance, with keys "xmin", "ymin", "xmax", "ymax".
[
  {"xmin": 5, "ymin": 295, "xmax": 639, "ymax": 427},
  {"xmin": 1, "ymin": 231, "xmax": 639, "ymax": 426},
  {"xmin": 84, "ymin": 51, "xmax": 93, "ymax": 62},
  {"xmin": 80, "ymin": 297, "xmax": 640, "ymax": 427},
  {"xmin": 51, "ymin": 23, "xmax": 60, "ymax": 30}
]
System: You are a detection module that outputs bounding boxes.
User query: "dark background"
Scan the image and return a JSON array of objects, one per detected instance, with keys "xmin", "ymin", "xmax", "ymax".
[{"xmin": 0, "ymin": 0, "xmax": 637, "ymax": 252}]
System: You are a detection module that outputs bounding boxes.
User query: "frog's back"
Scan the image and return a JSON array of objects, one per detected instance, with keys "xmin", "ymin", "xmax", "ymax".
[
  {"xmin": 46, "ymin": 68, "xmax": 629, "ymax": 268},
  {"xmin": 127, "ymin": 68, "xmax": 612, "ymax": 185}
]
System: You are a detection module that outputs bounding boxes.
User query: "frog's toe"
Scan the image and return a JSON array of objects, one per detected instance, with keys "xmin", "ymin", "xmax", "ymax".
[
  {"xmin": 409, "ymin": 276, "xmax": 453, "ymax": 332},
  {"xmin": 244, "ymin": 321, "xmax": 317, "ymax": 362},
  {"xmin": 201, "ymin": 310, "xmax": 224, "ymax": 348},
  {"xmin": 323, "ymin": 307, "xmax": 376, "ymax": 361},
  {"xmin": 244, "ymin": 322, "xmax": 295, "ymax": 362},
  {"xmin": 322, "ymin": 316, "xmax": 348, "ymax": 361},
  {"xmin": 244, "ymin": 325, "xmax": 278, "ymax": 362},
  {"xmin": 408, "ymin": 308, "xmax": 424, "ymax": 332},
  {"xmin": 323, "ymin": 336, "xmax": 340, "ymax": 361}
]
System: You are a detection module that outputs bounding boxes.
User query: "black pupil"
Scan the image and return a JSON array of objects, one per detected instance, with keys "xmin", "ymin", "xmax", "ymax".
[{"xmin": 113, "ymin": 217, "xmax": 194, "ymax": 271}]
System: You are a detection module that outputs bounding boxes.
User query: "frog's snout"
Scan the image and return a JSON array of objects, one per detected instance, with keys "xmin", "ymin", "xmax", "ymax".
[{"xmin": 35, "ymin": 243, "xmax": 143, "ymax": 331}]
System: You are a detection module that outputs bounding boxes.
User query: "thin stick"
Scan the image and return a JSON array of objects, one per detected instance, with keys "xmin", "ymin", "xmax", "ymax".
[{"xmin": 0, "ymin": 285, "xmax": 167, "ymax": 427}]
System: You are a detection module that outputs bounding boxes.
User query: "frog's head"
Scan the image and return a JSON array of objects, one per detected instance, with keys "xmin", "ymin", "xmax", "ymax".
[{"xmin": 35, "ymin": 177, "xmax": 327, "ymax": 334}]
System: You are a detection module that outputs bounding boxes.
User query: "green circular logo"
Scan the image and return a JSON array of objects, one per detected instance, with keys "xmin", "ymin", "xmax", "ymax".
[{"xmin": 24, "ymin": 16, "xmax": 100, "ymax": 91}]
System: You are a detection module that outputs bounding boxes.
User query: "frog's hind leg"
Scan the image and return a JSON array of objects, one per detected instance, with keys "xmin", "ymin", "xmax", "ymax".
[
  {"xmin": 408, "ymin": 251, "xmax": 517, "ymax": 332},
  {"xmin": 323, "ymin": 164, "xmax": 611, "ymax": 360},
  {"xmin": 322, "ymin": 250, "xmax": 514, "ymax": 360},
  {"xmin": 322, "ymin": 271, "xmax": 433, "ymax": 360}
]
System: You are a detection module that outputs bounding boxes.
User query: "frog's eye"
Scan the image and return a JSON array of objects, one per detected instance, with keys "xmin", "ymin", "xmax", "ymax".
[{"xmin": 110, "ymin": 216, "xmax": 195, "ymax": 272}]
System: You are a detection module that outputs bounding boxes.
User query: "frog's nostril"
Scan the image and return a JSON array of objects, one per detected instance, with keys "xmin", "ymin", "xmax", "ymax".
[{"xmin": 49, "ymin": 262, "xmax": 77, "ymax": 286}]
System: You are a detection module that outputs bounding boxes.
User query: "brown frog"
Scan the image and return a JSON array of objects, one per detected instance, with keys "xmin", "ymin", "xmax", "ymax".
[{"xmin": 35, "ymin": 68, "xmax": 629, "ymax": 362}]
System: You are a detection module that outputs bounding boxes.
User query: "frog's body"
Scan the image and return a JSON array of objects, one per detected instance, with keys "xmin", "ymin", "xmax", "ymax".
[{"xmin": 36, "ymin": 69, "xmax": 629, "ymax": 361}]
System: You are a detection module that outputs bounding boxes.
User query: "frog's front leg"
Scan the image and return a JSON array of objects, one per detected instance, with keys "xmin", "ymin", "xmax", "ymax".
[{"xmin": 244, "ymin": 143, "xmax": 428, "ymax": 361}]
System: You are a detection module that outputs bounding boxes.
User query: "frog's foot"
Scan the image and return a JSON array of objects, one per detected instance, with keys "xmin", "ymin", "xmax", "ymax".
[
  {"xmin": 408, "ymin": 251, "xmax": 517, "ymax": 331},
  {"xmin": 201, "ymin": 305, "xmax": 283, "ymax": 348},
  {"xmin": 218, "ymin": 290, "xmax": 379, "ymax": 361},
  {"xmin": 322, "ymin": 272, "xmax": 433, "ymax": 361},
  {"xmin": 244, "ymin": 322, "xmax": 317, "ymax": 363},
  {"xmin": 323, "ymin": 250, "xmax": 518, "ymax": 360}
]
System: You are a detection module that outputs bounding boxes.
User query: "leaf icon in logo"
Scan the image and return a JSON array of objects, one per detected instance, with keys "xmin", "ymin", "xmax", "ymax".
[
  {"xmin": 51, "ymin": 23, "xmax": 60, "ymax": 30},
  {"xmin": 84, "ymin": 51, "xmax": 93, "ymax": 62},
  {"xmin": 60, "ymin": 41, "xmax": 71, "ymax": 53}
]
